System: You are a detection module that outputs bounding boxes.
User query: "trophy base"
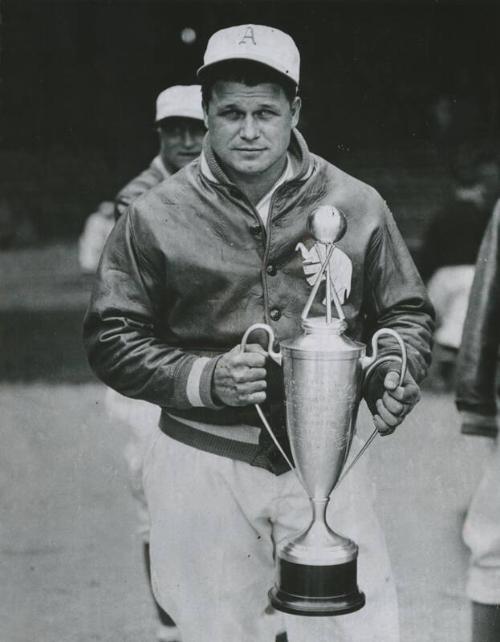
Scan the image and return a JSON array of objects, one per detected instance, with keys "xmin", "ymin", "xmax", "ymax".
[{"xmin": 269, "ymin": 558, "xmax": 365, "ymax": 616}]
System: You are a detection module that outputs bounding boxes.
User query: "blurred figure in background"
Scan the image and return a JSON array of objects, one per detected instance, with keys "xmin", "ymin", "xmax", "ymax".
[
  {"xmin": 115, "ymin": 85, "xmax": 206, "ymax": 219},
  {"xmin": 108, "ymin": 85, "xmax": 205, "ymax": 642},
  {"xmin": 78, "ymin": 85, "xmax": 206, "ymax": 274},
  {"xmin": 78, "ymin": 201, "xmax": 115, "ymax": 274},
  {"xmin": 419, "ymin": 144, "xmax": 500, "ymax": 388},
  {"xmin": 0, "ymin": 195, "xmax": 37, "ymax": 249},
  {"xmin": 456, "ymin": 201, "xmax": 500, "ymax": 642},
  {"xmin": 80, "ymin": 85, "xmax": 205, "ymax": 642}
]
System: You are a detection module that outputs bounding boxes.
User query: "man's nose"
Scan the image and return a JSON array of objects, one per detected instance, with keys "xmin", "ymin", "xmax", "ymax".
[
  {"xmin": 182, "ymin": 129, "xmax": 195, "ymax": 147},
  {"xmin": 240, "ymin": 115, "xmax": 259, "ymax": 141}
]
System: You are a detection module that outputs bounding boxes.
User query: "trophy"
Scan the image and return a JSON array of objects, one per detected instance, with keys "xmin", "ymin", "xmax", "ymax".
[{"xmin": 240, "ymin": 206, "xmax": 407, "ymax": 616}]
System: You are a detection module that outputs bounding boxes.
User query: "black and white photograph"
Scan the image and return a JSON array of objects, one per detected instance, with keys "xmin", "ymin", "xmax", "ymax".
[{"xmin": 1, "ymin": 1, "xmax": 500, "ymax": 641}]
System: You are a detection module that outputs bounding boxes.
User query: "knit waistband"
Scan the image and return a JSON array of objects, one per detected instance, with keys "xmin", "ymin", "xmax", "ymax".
[
  {"xmin": 159, "ymin": 410, "xmax": 292, "ymax": 475},
  {"xmin": 160, "ymin": 411, "xmax": 261, "ymax": 465}
]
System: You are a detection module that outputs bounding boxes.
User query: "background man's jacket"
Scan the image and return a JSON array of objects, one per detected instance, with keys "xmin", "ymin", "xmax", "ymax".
[{"xmin": 456, "ymin": 200, "xmax": 500, "ymax": 438}]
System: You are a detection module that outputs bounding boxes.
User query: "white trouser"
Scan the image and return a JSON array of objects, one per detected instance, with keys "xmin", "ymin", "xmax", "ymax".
[
  {"xmin": 144, "ymin": 432, "xmax": 399, "ymax": 642},
  {"xmin": 105, "ymin": 388, "xmax": 160, "ymax": 540},
  {"xmin": 427, "ymin": 265, "xmax": 475, "ymax": 350},
  {"xmin": 463, "ymin": 438, "xmax": 500, "ymax": 604}
]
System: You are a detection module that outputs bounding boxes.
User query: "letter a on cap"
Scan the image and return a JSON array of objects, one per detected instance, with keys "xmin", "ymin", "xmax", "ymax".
[{"xmin": 239, "ymin": 26, "xmax": 256, "ymax": 45}]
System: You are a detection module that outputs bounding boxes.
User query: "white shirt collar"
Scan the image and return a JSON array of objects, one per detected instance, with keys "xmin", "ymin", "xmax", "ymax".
[{"xmin": 255, "ymin": 155, "xmax": 293, "ymax": 225}]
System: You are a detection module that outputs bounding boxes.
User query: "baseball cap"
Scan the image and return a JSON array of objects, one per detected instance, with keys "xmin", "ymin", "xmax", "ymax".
[
  {"xmin": 155, "ymin": 85, "xmax": 204, "ymax": 123},
  {"xmin": 197, "ymin": 24, "xmax": 300, "ymax": 86}
]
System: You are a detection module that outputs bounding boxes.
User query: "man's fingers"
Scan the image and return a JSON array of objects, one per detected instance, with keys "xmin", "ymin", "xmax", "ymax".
[
  {"xmin": 242, "ymin": 343, "xmax": 268, "ymax": 356},
  {"xmin": 237, "ymin": 380, "xmax": 267, "ymax": 395},
  {"xmin": 383, "ymin": 368, "xmax": 421, "ymax": 410},
  {"xmin": 376, "ymin": 399, "xmax": 401, "ymax": 428},
  {"xmin": 381, "ymin": 391, "xmax": 405, "ymax": 416},
  {"xmin": 385, "ymin": 383, "xmax": 420, "ymax": 405},
  {"xmin": 383, "ymin": 370, "xmax": 400, "ymax": 391},
  {"xmin": 232, "ymin": 367, "xmax": 267, "ymax": 383},
  {"xmin": 232, "ymin": 387, "xmax": 267, "ymax": 406},
  {"xmin": 247, "ymin": 391, "xmax": 266, "ymax": 405},
  {"xmin": 373, "ymin": 413, "xmax": 395, "ymax": 436},
  {"xmin": 237, "ymin": 350, "xmax": 267, "ymax": 368}
]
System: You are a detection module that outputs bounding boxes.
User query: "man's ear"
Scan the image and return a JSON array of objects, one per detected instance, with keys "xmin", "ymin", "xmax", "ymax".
[{"xmin": 291, "ymin": 96, "xmax": 301, "ymax": 128}]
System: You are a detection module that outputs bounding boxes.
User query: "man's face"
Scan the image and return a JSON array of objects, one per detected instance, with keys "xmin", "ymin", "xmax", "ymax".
[
  {"xmin": 158, "ymin": 117, "xmax": 206, "ymax": 173},
  {"xmin": 203, "ymin": 81, "xmax": 300, "ymax": 181}
]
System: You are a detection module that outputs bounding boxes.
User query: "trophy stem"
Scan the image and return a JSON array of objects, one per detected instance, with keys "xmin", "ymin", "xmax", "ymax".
[
  {"xmin": 311, "ymin": 497, "xmax": 328, "ymax": 522},
  {"xmin": 305, "ymin": 497, "xmax": 336, "ymax": 546}
]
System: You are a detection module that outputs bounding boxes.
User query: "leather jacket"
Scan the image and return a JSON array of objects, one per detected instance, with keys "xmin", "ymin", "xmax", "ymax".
[
  {"xmin": 456, "ymin": 200, "xmax": 500, "ymax": 437},
  {"xmin": 114, "ymin": 156, "xmax": 170, "ymax": 220},
  {"xmin": 84, "ymin": 130, "xmax": 434, "ymax": 473}
]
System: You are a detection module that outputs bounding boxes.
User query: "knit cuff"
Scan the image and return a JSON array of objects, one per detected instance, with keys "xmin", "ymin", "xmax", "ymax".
[
  {"xmin": 460, "ymin": 411, "xmax": 499, "ymax": 438},
  {"xmin": 185, "ymin": 356, "xmax": 223, "ymax": 410}
]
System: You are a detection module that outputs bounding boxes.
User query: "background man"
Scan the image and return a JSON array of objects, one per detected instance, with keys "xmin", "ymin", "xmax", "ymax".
[
  {"xmin": 456, "ymin": 201, "xmax": 500, "ymax": 642},
  {"xmin": 115, "ymin": 84, "xmax": 206, "ymax": 218},
  {"xmin": 84, "ymin": 25, "xmax": 434, "ymax": 642},
  {"xmin": 419, "ymin": 145, "xmax": 500, "ymax": 388},
  {"xmin": 107, "ymin": 85, "xmax": 205, "ymax": 642},
  {"xmin": 78, "ymin": 85, "xmax": 206, "ymax": 273},
  {"xmin": 78, "ymin": 85, "xmax": 205, "ymax": 642}
]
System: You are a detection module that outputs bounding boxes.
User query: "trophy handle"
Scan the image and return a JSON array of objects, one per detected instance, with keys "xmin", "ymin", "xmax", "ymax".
[
  {"xmin": 240, "ymin": 324, "xmax": 297, "ymax": 474},
  {"xmin": 240, "ymin": 323, "xmax": 282, "ymax": 365},
  {"xmin": 339, "ymin": 329, "xmax": 407, "ymax": 484},
  {"xmin": 360, "ymin": 328, "xmax": 407, "ymax": 385}
]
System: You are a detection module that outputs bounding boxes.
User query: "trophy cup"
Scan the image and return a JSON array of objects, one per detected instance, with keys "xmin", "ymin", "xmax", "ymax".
[{"xmin": 240, "ymin": 206, "xmax": 407, "ymax": 616}]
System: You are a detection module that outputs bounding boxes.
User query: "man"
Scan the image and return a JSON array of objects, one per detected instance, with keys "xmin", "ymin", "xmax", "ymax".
[
  {"xmin": 419, "ymin": 145, "xmax": 500, "ymax": 388},
  {"xmin": 420, "ymin": 144, "xmax": 500, "ymax": 285},
  {"xmin": 115, "ymin": 84, "xmax": 206, "ymax": 218},
  {"xmin": 456, "ymin": 201, "xmax": 500, "ymax": 642},
  {"xmin": 77, "ymin": 86, "xmax": 206, "ymax": 277},
  {"xmin": 84, "ymin": 25, "xmax": 433, "ymax": 642},
  {"xmin": 106, "ymin": 85, "xmax": 205, "ymax": 642}
]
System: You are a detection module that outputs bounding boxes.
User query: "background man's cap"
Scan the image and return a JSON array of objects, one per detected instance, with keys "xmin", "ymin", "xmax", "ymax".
[
  {"xmin": 155, "ymin": 85, "xmax": 204, "ymax": 123},
  {"xmin": 197, "ymin": 25, "xmax": 300, "ymax": 86}
]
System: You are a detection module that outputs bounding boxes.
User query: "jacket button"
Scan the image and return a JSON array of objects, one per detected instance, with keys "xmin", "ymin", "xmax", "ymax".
[
  {"xmin": 266, "ymin": 264, "xmax": 277, "ymax": 276},
  {"xmin": 270, "ymin": 308, "xmax": 281, "ymax": 321},
  {"xmin": 250, "ymin": 225, "xmax": 262, "ymax": 236}
]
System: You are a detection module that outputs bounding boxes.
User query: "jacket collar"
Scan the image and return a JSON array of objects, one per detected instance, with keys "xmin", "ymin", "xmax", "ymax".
[
  {"xmin": 152, "ymin": 155, "xmax": 171, "ymax": 180},
  {"xmin": 200, "ymin": 128, "xmax": 314, "ymax": 187}
]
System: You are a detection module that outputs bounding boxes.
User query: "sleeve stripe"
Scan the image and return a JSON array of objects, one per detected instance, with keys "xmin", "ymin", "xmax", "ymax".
[{"xmin": 186, "ymin": 357, "xmax": 211, "ymax": 407}]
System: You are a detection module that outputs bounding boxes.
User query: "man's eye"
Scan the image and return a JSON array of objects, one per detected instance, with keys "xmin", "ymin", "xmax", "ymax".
[
  {"xmin": 165, "ymin": 127, "xmax": 183, "ymax": 137},
  {"xmin": 221, "ymin": 110, "xmax": 240, "ymax": 120},
  {"xmin": 257, "ymin": 110, "xmax": 275, "ymax": 119}
]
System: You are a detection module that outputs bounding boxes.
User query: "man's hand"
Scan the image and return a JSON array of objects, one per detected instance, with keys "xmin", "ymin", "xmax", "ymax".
[
  {"xmin": 365, "ymin": 365, "xmax": 421, "ymax": 436},
  {"xmin": 212, "ymin": 344, "xmax": 268, "ymax": 407}
]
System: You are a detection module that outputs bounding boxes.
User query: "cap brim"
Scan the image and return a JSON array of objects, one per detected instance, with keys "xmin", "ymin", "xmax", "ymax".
[
  {"xmin": 197, "ymin": 56, "xmax": 298, "ymax": 86},
  {"xmin": 155, "ymin": 111, "xmax": 204, "ymax": 123}
]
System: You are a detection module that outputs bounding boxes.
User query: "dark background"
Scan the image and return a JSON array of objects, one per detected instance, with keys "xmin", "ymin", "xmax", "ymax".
[{"xmin": 1, "ymin": 0, "xmax": 499, "ymax": 241}]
